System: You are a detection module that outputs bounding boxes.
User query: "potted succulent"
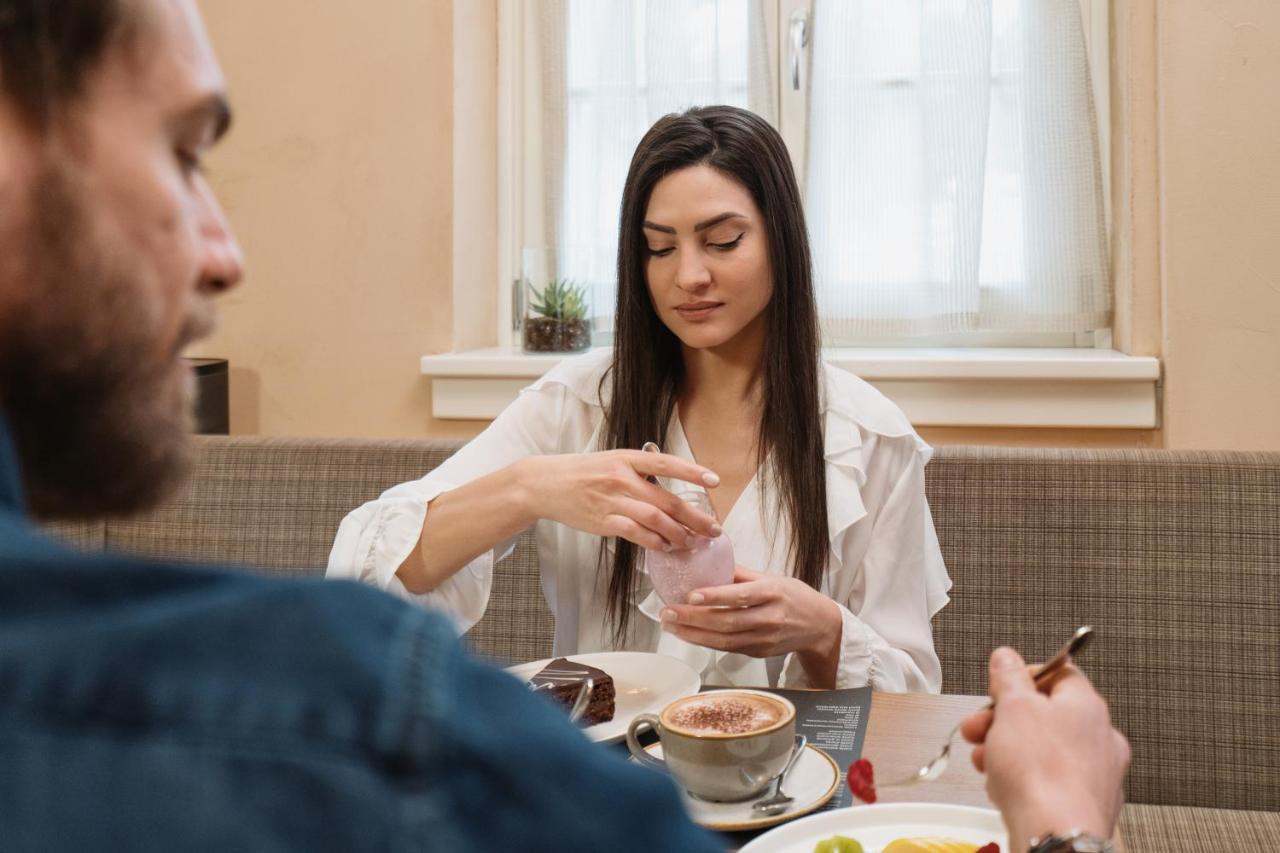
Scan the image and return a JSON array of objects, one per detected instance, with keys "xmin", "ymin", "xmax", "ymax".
[{"xmin": 522, "ymin": 277, "xmax": 591, "ymax": 353}]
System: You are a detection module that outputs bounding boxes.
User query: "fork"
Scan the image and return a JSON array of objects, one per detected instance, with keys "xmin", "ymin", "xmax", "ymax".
[{"xmin": 880, "ymin": 625, "xmax": 1094, "ymax": 789}]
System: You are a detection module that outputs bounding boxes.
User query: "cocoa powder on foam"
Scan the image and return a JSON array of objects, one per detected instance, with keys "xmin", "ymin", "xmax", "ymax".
[{"xmin": 665, "ymin": 696, "xmax": 783, "ymax": 735}]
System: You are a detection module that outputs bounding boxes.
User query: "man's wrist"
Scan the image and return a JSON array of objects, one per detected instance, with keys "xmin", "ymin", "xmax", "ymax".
[{"xmin": 1006, "ymin": 787, "xmax": 1111, "ymax": 853}]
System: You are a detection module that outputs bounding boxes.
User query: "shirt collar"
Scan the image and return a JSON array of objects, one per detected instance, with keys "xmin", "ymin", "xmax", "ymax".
[{"xmin": 0, "ymin": 413, "xmax": 28, "ymax": 516}]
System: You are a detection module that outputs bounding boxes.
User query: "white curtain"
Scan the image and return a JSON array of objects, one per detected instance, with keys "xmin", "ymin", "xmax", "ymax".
[
  {"xmin": 806, "ymin": 0, "xmax": 1111, "ymax": 339},
  {"xmin": 537, "ymin": 0, "xmax": 774, "ymax": 332}
]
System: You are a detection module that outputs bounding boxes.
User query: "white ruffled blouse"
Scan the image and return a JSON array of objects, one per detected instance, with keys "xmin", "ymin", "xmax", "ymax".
[{"xmin": 327, "ymin": 348, "xmax": 951, "ymax": 692}]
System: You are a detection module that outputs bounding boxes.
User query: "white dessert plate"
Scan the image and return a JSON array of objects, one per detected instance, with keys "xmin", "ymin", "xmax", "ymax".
[
  {"xmin": 506, "ymin": 651, "xmax": 701, "ymax": 744},
  {"xmin": 640, "ymin": 743, "xmax": 839, "ymax": 832},
  {"xmin": 739, "ymin": 802, "xmax": 1006, "ymax": 853}
]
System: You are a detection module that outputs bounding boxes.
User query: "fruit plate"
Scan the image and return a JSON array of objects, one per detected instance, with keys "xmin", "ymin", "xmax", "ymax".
[
  {"xmin": 506, "ymin": 651, "xmax": 701, "ymax": 744},
  {"xmin": 738, "ymin": 802, "xmax": 1006, "ymax": 853}
]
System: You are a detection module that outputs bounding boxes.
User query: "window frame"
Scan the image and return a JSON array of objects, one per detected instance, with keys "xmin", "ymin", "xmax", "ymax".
[{"xmin": 494, "ymin": 0, "xmax": 1112, "ymax": 350}]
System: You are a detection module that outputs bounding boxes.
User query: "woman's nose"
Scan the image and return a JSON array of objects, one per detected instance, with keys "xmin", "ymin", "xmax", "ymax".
[{"xmin": 675, "ymin": 249, "xmax": 711, "ymax": 291}]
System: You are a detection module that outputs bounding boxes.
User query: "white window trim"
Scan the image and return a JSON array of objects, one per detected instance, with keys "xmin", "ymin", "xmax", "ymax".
[
  {"xmin": 421, "ymin": 346, "xmax": 1159, "ymax": 428},
  {"xmin": 495, "ymin": 0, "xmax": 523, "ymax": 342}
]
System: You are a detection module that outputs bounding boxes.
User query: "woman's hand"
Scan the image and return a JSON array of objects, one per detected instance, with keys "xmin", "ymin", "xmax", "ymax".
[
  {"xmin": 658, "ymin": 566, "xmax": 844, "ymax": 686},
  {"xmin": 519, "ymin": 450, "xmax": 722, "ymax": 551},
  {"xmin": 959, "ymin": 648, "xmax": 1130, "ymax": 848}
]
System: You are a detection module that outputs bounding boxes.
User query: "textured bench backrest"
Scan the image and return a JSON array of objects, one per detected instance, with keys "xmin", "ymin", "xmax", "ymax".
[
  {"xmin": 45, "ymin": 436, "xmax": 555, "ymax": 665},
  {"xmin": 44, "ymin": 438, "xmax": 1280, "ymax": 811},
  {"xmin": 927, "ymin": 446, "xmax": 1280, "ymax": 812}
]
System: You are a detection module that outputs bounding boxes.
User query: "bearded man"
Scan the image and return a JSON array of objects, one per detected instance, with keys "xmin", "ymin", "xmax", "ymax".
[{"xmin": 0, "ymin": 2, "xmax": 720, "ymax": 850}]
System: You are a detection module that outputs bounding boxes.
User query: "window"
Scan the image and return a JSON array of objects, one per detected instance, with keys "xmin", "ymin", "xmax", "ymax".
[{"xmin": 498, "ymin": 0, "xmax": 1111, "ymax": 347}]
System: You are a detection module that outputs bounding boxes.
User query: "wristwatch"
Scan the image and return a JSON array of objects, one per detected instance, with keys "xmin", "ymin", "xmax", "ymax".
[{"xmin": 1028, "ymin": 830, "xmax": 1115, "ymax": 852}]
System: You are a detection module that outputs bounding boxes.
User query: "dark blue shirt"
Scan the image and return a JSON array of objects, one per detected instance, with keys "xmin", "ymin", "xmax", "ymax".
[{"xmin": 0, "ymin": 418, "xmax": 720, "ymax": 852}]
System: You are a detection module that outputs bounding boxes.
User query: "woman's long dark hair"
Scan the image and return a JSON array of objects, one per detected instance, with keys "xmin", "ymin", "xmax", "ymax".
[{"xmin": 602, "ymin": 105, "xmax": 827, "ymax": 643}]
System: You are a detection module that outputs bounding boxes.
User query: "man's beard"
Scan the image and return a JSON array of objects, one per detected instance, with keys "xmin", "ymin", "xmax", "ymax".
[{"xmin": 0, "ymin": 160, "xmax": 209, "ymax": 520}]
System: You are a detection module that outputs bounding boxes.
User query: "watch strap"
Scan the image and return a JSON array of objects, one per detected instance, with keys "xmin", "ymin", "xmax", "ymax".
[{"xmin": 1028, "ymin": 829, "xmax": 1116, "ymax": 852}]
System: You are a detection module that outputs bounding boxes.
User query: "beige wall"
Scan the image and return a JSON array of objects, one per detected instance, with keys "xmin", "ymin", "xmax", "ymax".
[
  {"xmin": 920, "ymin": 427, "xmax": 1160, "ymax": 449},
  {"xmin": 194, "ymin": 1, "xmax": 1279, "ymax": 450},
  {"xmin": 193, "ymin": 0, "xmax": 484, "ymax": 439},
  {"xmin": 1156, "ymin": 1, "xmax": 1280, "ymax": 450}
]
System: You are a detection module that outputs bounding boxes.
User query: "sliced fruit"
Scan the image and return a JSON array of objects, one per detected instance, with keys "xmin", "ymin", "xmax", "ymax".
[
  {"xmin": 813, "ymin": 835, "xmax": 865, "ymax": 853},
  {"xmin": 882, "ymin": 839, "xmax": 987, "ymax": 853}
]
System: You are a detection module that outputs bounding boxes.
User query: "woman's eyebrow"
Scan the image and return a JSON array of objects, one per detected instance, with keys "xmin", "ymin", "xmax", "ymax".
[
  {"xmin": 642, "ymin": 212, "xmax": 746, "ymax": 235},
  {"xmin": 693, "ymin": 212, "xmax": 746, "ymax": 232}
]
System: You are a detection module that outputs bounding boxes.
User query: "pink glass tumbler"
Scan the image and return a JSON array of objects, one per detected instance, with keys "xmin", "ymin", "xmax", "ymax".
[{"xmin": 643, "ymin": 491, "xmax": 735, "ymax": 606}]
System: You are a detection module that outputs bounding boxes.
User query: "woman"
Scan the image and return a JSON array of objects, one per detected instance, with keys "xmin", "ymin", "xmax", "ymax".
[{"xmin": 328, "ymin": 106, "xmax": 950, "ymax": 691}]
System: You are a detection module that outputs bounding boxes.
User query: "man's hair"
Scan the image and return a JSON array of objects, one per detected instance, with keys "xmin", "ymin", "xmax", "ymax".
[{"xmin": 0, "ymin": 0, "xmax": 135, "ymax": 128}]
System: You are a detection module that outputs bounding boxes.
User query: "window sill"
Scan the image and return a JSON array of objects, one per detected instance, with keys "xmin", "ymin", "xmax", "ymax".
[{"xmin": 420, "ymin": 347, "xmax": 1160, "ymax": 428}]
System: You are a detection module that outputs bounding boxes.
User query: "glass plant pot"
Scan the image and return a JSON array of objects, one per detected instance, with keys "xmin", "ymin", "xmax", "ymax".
[{"xmin": 520, "ymin": 247, "xmax": 595, "ymax": 353}]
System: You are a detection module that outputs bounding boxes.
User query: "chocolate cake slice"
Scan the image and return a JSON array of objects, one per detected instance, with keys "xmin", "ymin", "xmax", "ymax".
[{"xmin": 529, "ymin": 657, "xmax": 616, "ymax": 726}]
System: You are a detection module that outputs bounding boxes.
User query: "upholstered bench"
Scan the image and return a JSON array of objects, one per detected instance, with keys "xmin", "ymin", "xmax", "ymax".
[{"xmin": 46, "ymin": 437, "xmax": 1280, "ymax": 851}]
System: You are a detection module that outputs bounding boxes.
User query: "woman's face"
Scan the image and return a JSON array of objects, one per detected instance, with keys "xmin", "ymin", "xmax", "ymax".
[{"xmin": 642, "ymin": 164, "xmax": 773, "ymax": 354}]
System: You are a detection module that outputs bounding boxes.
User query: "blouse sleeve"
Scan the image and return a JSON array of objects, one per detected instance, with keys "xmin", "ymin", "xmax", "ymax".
[
  {"xmin": 780, "ymin": 442, "xmax": 951, "ymax": 692},
  {"xmin": 325, "ymin": 382, "xmax": 567, "ymax": 632}
]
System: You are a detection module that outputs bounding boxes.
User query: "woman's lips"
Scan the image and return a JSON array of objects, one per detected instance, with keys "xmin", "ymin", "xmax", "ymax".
[{"xmin": 674, "ymin": 302, "xmax": 723, "ymax": 321}]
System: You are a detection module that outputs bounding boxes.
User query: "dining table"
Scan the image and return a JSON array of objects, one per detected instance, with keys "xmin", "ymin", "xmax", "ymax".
[
  {"xmin": 721, "ymin": 692, "xmax": 1126, "ymax": 852},
  {"xmin": 862, "ymin": 692, "xmax": 990, "ymax": 809}
]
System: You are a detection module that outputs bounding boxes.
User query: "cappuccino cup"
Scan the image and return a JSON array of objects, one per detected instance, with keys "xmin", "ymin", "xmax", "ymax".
[{"xmin": 625, "ymin": 690, "xmax": 796, "ymax": 802}]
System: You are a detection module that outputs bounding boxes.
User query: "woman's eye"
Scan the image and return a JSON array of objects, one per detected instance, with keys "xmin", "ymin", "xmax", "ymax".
[
  {"xmin": 709, "ymin": 233, "xmax": 744, "ymax": 251},
  {"xmin": 647, "ymin": 246, "xmax": 675, "ymax": 258}
]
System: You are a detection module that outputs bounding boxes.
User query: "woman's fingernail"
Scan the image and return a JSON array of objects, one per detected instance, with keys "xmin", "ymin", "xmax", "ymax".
[
  {"xmin": 663, "ymin": 542, "xmax": 673, "ymax": 552},
  {"xmin": 685, "ymin": 534, "xmax": 697, "ymax": 548},
  {"xmin": 702, "ymin": 471, "xmax": 721, "ymax": 487},
  {"xmin": 689, "ymin": 593, "xmax": 705, "ymax": 605},
  {"xmin": 660, "ymin": 608, "xmax": 677, "ymax": 623},
  {"xmin": 710, "ymin": 524, "xmax": 723, "ymax": 537}
]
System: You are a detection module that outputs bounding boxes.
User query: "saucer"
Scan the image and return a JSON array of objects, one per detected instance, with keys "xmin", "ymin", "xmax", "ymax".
[{"xmin": 640, "ymin": 743, "xmax": 840, "ymax": 832}]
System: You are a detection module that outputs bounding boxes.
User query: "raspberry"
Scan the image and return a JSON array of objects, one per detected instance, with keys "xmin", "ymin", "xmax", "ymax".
[
  {"xmin": 976, "ymin": 844, "xmax": 1000, "ymax": 853},
  {"xmin": 847, "ymin": 758, "xmax": 876, "ymax": 804}
]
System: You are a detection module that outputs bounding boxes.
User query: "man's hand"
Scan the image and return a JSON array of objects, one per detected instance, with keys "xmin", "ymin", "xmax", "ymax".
[{"xmin": 960, "ymin": 647, "xmax": 1130, "ymax": 849}]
